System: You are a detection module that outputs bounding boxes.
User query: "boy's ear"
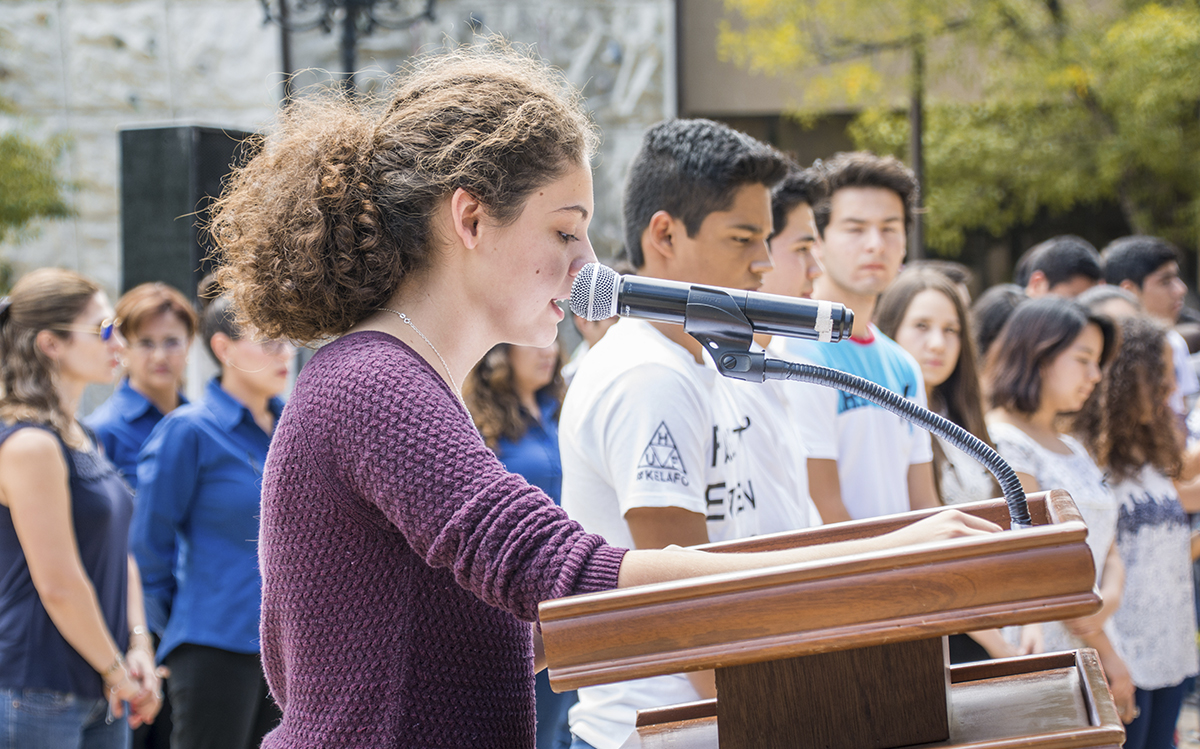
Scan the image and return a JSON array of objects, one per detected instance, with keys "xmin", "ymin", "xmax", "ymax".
[{"xmin": 642, "ymin": 210, "xmax": 678, "ymax": 264}]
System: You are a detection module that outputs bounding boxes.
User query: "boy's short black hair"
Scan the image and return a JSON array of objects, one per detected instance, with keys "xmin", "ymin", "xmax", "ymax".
[
  {"xmin": 810, "ymin": 152, "xmax": 918, "ymax": 238},
  {"xmin": 622, "ymin": 119, "xmax": 790, "ymax": 268},
  {"xmin": 1014, "ymin": 235, "xmax": 1102, "ymax": 288},
  {"xmin": 1101, "ymin": 235, "xmax": 1182, "ymax": 287},
  {"xmin": 770, "ymin": 167, "xmax": 826, "ymax": 241}
]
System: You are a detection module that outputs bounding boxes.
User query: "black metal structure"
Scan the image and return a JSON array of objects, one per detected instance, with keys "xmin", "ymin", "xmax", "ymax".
[{"xmin": 258, "ymin": 0, "xmax": 437, "ymax": 90}]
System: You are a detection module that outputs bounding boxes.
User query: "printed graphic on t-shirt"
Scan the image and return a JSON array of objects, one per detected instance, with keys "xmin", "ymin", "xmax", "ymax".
[
  {"xmin": 636, "ymin": 422, "xmax": 688, "ymax": 486},
  {"xmin": 704, "ymin": 414, "xmax": 759, "ymax": 522}
]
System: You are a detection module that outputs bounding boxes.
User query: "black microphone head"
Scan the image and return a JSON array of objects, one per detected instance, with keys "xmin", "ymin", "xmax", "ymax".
[{"xmin": 570, "ymin": 263, "xmax": 620, "ymax": 321}]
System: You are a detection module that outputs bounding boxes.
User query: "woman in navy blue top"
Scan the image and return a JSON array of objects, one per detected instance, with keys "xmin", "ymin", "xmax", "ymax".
[
  {"xmin": 132, "ymin": 279, "xmax": 293, "ymax": 749},
  {"xmin": 464, "ymin": 341, "xmax": 567, "ymax": 749},
  {"xmin": 86, "ymin": 283, "xmax": 196, "ymax": 491},
  {"xmin": 0, "ymin": 268, "xmax": 162, "ymax": 749}
]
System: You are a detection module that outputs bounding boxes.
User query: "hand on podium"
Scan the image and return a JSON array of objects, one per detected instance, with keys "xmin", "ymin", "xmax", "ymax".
[{"xmin": 884, "ymin": 509, "xmax": 1003, "ymax": 547}]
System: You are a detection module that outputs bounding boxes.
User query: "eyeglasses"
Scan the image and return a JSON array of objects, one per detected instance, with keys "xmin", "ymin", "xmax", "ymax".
[
  {"xmin": 236, "ymin": 337, "xmax": 292, "ymax": 356},
  {"xmin": 54, "ymin": 317, "xmax": 122, "ymax": 342},
  {"xmin": 132, "ymin": 337, "xmax": 188, "ymax": 355}
]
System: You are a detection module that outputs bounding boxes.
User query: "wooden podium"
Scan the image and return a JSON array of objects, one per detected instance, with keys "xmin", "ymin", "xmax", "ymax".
[{"xmin": 539, "ymin": 491, "xmax": 1125, "ymax": 749}]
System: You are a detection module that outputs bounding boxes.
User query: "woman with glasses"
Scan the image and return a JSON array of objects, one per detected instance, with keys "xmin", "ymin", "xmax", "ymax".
[
  {"xmin": 86, "ymin": 283, "xmax": 197, "ymax": 491},
  {"xmin": 0, "ymin": 268, "xmax": 161, "ymax": 748},
  {"xmin": 131, "ymin": 277, "xmax": 293, "ymax": 749}
]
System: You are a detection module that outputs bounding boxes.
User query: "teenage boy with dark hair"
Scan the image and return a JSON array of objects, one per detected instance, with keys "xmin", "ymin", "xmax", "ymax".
[
  {"xmin": 1014, "ymin": 235, "xmax": 1103, "ymax": 298},
  {"xmin": 560, "ymin": 119, "xmax": 794, "ymax": 749},
  {"xmin": 1102, "ymin": 235, "xmax": 1199, "ymax": 417},
  {"xmin": 777, "ymin": 151, "xmax": 939, "ymax": 524}
]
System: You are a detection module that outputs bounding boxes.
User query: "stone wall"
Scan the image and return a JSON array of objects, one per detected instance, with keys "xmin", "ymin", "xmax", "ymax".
[{"xmin": 0, "ymin": 0, "xmax": 676, "ymax": 294}]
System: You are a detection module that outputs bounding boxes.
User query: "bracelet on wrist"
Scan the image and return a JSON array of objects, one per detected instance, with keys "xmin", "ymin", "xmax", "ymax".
[
  {"xmin": 129, "ymin": 625, "xmax": 153, "ymax": 650},
  {"xmin": 100, "ymin": 653, "xmax": 127, "ymax": 685}
]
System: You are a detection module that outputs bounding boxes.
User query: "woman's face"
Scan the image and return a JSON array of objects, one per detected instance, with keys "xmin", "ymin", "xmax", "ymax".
[
  {"xmin": 508, "ymin": 342, "xmax": 559, "ymax": 398},
  {"xmin": 1040, "ymin": 323, "xmax": 1104, "ymax": 414},
  {"xmin": 54, "ymin": 292, "xmax": 124, "ymax": 386},
  {"xmin": 893, "ymin": 289, "xmax": 962, "ymax": 390},
  {"xmin": 124, "ymin": 311, "xmax": 190, "ymax": 394},
  {"xmin": 219, "ymin": 332, "xmax": 295, "ymax": 400},
  {"xmin": 480, "ymin": 162, "xmax": 596, "ymax": 347}
]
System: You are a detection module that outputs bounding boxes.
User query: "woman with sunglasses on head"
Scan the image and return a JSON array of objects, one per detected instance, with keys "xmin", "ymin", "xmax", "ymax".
[
  {"xmin": 208, "ymin": 44, "xmax": 998, "ymax": 748},
  {"xmin": 0, "ymin": 268, "xmax": 161, "ymax": 748},
  {"xmin": 86, "ymin": 283, "xmax": 197, "ymax": 492},
  {"xmin": 131, "ymin": 277, "xmax": 293, "ymax": 749}
]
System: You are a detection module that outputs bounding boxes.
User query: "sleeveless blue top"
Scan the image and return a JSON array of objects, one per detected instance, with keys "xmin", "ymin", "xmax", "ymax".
[{"xmin": 0, "ymin": 422, "xmax": 133, "ymax": 699}]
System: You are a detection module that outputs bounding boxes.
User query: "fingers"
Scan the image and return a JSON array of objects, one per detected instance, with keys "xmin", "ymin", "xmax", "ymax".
[
  {"xmin": 940, "ymin": 509, "xmax": 1003, "ymax": 533},
  {"xmin": 155, "ymin": 665, "xmax": 171, "ymax": 679}
]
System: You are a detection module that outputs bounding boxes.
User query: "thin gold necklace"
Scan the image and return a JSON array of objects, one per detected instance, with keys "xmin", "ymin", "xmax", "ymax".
[{"xmin": 379, "ymin": 308, "xmax": 462, "ymax": 399}]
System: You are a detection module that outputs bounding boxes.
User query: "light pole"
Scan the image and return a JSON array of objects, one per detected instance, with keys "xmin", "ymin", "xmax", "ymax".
[{"xmin": 258, "ymin": 0, "xmax": 437, "ymax": 92}]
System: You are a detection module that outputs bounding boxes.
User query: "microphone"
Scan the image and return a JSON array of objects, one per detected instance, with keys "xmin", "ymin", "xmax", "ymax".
[{"xmin": 570, "ymin": 263, "xmax": 854, "ymax": 343}]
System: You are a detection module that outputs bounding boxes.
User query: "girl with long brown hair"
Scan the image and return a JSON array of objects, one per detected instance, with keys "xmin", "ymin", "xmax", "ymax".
[
  {"xmin": 0, "ymin": 268, "xmax": 161, "ymax": 747},
  {"xmin": 876, "ymin": 266, "xmax": 997, "ymax": 504},
  {"xmin": 876, "ymin": 266, "xmax": 1016, "ymax": 665}
]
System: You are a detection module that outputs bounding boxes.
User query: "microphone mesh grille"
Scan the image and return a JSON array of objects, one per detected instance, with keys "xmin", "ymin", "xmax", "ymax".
[{"xmin": 570, "ymin": 263, "xmax": 619, "ymax": 321}]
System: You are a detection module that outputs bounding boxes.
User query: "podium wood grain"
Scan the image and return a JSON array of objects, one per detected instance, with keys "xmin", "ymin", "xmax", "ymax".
[
  {"xmin": 540, "ymin": 491, "xmax": 1099, "ymax": 692},
  {"xmin": 715, "ymin": 637, "xmax": 951, "ymax": 749}
]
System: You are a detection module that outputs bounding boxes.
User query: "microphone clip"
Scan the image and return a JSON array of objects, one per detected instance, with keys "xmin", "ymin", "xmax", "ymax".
[{"xmin": 684, "ymin": 286, "xmax": 765, "ymax": 383}]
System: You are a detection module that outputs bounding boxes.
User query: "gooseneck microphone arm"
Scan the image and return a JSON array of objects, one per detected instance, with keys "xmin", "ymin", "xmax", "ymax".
[
  {"xmin": 760, "ymin": 360, "xmax": 1032, "ymax": 529},
  {"xmin": 570, "ymin": 263, "xmax": 1032, "ymax": 529}
]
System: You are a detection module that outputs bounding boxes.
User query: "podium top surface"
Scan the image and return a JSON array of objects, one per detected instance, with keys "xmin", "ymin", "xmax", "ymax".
[{"xmin": 541, "ymin": 491, "xmax": 1101, "ymax": 691}]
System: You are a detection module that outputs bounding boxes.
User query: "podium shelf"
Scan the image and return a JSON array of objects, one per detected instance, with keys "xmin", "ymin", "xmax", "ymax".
[{"xmin": 626, "ymin": 650, "xmax": 1125, "ymax": 749}]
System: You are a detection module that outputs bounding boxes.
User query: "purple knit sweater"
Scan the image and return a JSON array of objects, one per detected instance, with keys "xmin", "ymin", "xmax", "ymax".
[{"xmin": 258, "ymin": 332, "xmax": 626, "ymax": 748}]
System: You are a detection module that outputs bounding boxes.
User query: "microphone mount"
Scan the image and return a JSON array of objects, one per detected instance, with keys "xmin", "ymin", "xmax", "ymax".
[{"xmin": 687, "ymin": 285, "xmax": 1033, "ymax": 530}]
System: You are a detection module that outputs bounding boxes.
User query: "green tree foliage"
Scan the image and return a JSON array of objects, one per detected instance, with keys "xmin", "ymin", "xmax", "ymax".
[
  {"xmin": 0, "ymin": 130, "xmax": 71, "ymax": 245},
  {"xmin": 720, "ymin": 0, "xmax": 1200, "ymax": 254}
]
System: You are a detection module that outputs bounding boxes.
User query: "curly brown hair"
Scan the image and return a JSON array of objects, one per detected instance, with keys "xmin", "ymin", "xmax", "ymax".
[
  {"xmin": 1073, "ymin": 315, "xmax": 1181, "ymax": 483},
  {"xmin": 463, "ymin": 344, "xmax": 564, "ymax": 450},
  {"xmin": 209, "ymin": 42, "xmax": 599, "ymax": 344}
]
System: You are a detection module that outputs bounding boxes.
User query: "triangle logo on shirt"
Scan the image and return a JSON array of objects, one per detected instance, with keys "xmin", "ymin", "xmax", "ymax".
[{"xmin": 638, "ymin": 422, "xmax": 687, "ymax": 475}]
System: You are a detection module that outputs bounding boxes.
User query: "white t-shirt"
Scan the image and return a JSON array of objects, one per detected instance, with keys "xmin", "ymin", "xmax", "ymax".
[
  {"xmin": 560, "ymin": 319, "xmax": 743, "ymax": 749},
  {"xmin": 773, "ymin": 326, "xmax": 934, "ymax": 520},
  {"xmin": 1168, "ymin": 330, "xmax": 1199, "ymax": 417},
  {"xmin": 1109, "ymin": 465, "xmax": 1198, "ymax": 690}
]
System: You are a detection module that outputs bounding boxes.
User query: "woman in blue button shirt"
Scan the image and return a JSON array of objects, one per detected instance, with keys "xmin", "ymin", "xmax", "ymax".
[
  {"xmin": 132, "ymin": 279, "xmax": 294, "ymax": 749},
  {"xmin": 464, "ymin": 341, "xmax": 567, "ymax": 749},
  {"xmin": 87, "ymin": 283, "xmax": 196, "ymax": 491}
]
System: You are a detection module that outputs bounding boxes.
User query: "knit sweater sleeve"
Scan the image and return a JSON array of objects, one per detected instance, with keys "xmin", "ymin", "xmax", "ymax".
[{"xmin": 318, "ymin": 333, "xmax": 625, "ymax": 622}]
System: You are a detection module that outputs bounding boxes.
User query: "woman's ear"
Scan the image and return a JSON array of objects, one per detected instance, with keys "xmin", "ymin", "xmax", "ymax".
[
  {"xmin": 35, "ymin": 330, "xmax": 63, "ymax": 361},
  {"xmin": 209, "ymin": 333, "xmax": 233, "ymax": 366},
  {"xmin": 449, "ymin": 187, "xmax": 485, "ymax": 251}
]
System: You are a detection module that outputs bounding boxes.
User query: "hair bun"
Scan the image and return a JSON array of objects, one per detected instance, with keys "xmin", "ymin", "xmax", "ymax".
[{"xmin": 197, "ymin": 273, "xmax": 222, "ymax": 309}]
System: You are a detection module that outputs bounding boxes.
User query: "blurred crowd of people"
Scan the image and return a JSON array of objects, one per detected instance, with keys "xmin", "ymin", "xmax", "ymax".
[{"xmin": 1, "ymin": 112, "xmax": 1197, "ymax": 749}]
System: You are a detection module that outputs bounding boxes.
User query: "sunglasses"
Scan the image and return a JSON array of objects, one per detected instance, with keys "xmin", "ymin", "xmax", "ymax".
[{"xmin": 54, "ymin": 317, "xmax": 122, "ymax": 342}]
